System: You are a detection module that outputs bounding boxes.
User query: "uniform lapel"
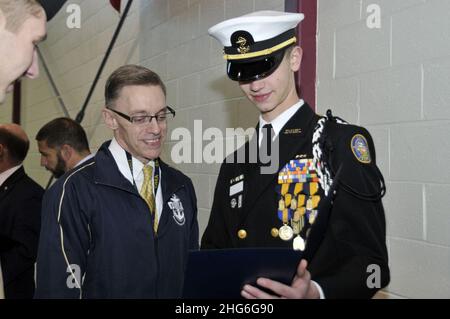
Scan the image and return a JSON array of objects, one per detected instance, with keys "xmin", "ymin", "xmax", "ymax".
[
  {"xmin": 0, "ymin": 167, "xmax": 25, "ymax": 203},
  {"xmin": 242, "ymin": 104, "xmax": 317, "ymax": 220}
]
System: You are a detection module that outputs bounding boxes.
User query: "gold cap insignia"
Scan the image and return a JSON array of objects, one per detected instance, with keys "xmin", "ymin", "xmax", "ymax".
[{"xmin": 236, "ymin": 36, "xmax": 250, "ymax": 54}]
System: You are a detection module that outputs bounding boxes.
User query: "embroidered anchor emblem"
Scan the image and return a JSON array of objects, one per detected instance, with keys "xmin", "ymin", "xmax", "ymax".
[
  {"xmin": 168, "ymin": 194, "xmax": 185, "ymax": 226},
  {"xmin": 236, "ymin": 36, "xmax": 250, "ymax": 54}
]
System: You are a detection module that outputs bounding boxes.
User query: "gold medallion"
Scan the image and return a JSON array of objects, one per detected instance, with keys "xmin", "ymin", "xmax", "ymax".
[{"xmin": 279, "ymin": 224, "xmax": 294, "ymax": 241}]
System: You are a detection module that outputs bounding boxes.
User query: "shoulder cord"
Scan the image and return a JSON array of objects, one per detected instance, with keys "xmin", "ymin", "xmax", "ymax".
[
  {"xmin": 312, "ymin": 110, "xmax": 348, "ymax": 196},
  {"xmin": 313, "ymin": 110, "xmax": 386, "ymax": 201}
]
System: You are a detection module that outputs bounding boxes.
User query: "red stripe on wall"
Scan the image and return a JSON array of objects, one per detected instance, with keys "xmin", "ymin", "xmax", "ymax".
[
  {"xmin": 110, "ymin": 0, "xmax": 121, "ymax": 13},
  {"xmin": 286, "ymin": 0, "xmax": 317, "ymax": 111}
]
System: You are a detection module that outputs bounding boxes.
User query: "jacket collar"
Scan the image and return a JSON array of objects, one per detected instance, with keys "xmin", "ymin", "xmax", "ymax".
[{"xmin": 93, "ymin": 141, "xmax": 184, "ymax": 198}]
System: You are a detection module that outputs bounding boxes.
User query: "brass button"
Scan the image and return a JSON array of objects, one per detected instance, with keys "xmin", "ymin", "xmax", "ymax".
[
  {"xmin": 271, "ymin": 228, "xmax": 279, "ymax": 238},
  {"xmin": 237, "ymin": 229, "xmax": 247, "ymax": 239}
]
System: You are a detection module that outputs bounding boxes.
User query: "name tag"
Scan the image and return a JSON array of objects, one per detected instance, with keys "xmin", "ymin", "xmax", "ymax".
[{"xmin": 229, "ymin": 181, "xmax": 243, "ymax": 196}]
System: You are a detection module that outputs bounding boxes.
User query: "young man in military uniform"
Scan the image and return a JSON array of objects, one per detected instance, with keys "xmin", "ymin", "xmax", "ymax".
[{"xmin": 201, "ymin": 11, "xmax": 389, "ymax": 299}]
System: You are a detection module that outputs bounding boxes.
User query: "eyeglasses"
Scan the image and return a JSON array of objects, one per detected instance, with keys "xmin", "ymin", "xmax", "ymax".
[{"xmin": 107, "ymin": 106, "xmax": 176, "ymax": 125}]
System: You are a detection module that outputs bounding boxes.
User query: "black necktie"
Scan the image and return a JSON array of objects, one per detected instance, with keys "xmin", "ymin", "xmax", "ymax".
[{"xmin": 259, "ymin": 123, "xmax": 274, "ymax": 165}]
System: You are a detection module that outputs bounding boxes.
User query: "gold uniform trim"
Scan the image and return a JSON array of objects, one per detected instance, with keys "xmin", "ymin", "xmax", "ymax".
[{"xmin": 223, "ymin": 37, "xmax": 297, "ymax": 60}]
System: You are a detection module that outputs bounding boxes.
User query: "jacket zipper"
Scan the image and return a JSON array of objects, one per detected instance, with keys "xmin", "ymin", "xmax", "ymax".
[{"xmin": 95, "ymin": 181, "xmax": 186, "ymax": 297}]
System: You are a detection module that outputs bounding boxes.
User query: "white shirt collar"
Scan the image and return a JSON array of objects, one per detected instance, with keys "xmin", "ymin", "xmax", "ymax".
[
  {"xmin": 259, "ymin": 99, "xmax": 304, "ymax": 143},
  {"xmin": 0, "ymin": 164, "xmax": 22, "ymax": 187},
  {"xmin": 74, "ymin": 153, "xmax": 95, "ymax": 168},
  {"xmin": 108, "ymin": 138, "xmax": 155, "ymax": 190},
  {"xmin": 108, "ymin": 138, "xmax": 162, "ymax": 219}
]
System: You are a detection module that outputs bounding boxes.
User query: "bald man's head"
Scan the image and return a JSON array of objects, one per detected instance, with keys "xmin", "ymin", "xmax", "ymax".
[{"xmin": 0, "ymin": 123, "xmax": 30, "ymax": 166}]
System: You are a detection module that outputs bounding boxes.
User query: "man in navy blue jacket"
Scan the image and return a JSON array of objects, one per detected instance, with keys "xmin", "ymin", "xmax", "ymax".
[{"xmin": 35, "ymin": 65, "xmax": 199, "ymax": 298}]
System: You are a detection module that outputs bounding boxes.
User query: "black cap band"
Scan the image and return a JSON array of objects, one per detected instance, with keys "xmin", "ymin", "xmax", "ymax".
[
  {"xmin": 37, "ymin": 0, "xmax": 67, "ymax": 21},
  {"xmin": 224, "ymin": 29, "xmax": 296, "ymax": 57}
]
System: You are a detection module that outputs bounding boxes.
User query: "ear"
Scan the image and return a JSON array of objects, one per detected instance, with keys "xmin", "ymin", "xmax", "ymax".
[
  {"xmin": 103, "ymin": 107, "xmax": 118, "ymax": 130},
  {"xmin": 59, "ymin": 144, "xmax": 73, "ymax": 162},
  {"xmin": 289, "ymin": 46, "xmax": 303, "ymax": 73}
]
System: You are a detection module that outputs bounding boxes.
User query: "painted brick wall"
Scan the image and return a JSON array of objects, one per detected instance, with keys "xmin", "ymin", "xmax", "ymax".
[{"xmin": 317, "ymin": 0, "xmax": 450, "ymax": 298}]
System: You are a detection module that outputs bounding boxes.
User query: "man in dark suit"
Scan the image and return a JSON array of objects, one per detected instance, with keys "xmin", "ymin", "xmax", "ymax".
[
  {"xmin": 202, "ymin": 11, "xmax": 389, "ymax": 299},
  {"xmin": 0, "ymin": 123, "xmax": 44, "ymax": 299}
]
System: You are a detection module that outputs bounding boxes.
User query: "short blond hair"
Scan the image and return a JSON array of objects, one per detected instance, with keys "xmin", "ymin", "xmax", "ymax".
[{"xmin": 0, "ymin": 0, "xmax": 44, "ymax": 32}]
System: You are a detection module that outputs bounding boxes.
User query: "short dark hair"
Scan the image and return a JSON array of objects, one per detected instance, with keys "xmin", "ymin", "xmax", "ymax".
[
  {"xmin": 0, "ymin": 127, "xmax": 29, "ymax": 164},
  {"xmin": 0, "ymin": 0, "xmax": 44, "ymax": 32},
  {"xmin": 105, "ymin": 64, "xmax": 166, "ymax": 108},
  {"xmin": 35, "ymin": 117, "xmax": 90, "ymax": 153}
]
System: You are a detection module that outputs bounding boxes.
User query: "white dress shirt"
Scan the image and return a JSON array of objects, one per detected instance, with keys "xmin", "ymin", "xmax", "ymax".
[
  {"xmin": 108, "ymin": 138, "xmax": 163, "ymax": 221},
  {"xmin": 258, "ymin": 99, "xmax": 304, "ymax": 146},
  {"xmin": 0, "ymin": 164, "xmax": 22, "ymax": 187}
]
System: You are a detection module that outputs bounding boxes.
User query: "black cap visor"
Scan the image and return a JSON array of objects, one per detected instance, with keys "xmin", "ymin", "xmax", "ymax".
[{"xmin": 226, "ymin": 50, "xmax": 285, "ymax": 82}]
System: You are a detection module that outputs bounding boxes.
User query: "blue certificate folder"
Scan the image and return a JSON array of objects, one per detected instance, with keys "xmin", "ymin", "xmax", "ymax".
[{"xmin": 182, "ymin": 248, "xmax": 303, "ymax": 299}]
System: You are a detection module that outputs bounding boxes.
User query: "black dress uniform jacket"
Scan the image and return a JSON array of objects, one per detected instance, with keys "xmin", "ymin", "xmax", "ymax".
[
  {"xmin": 0, "ymin": 166, "xmax": 43, "ymax": 299},
  {"xmin": 35, "ymin": 141, "xmax": 199, "ymax": 298},
  {"xmin": 201, "ymin": 104, "xmax": 389, "ymax": 298}
]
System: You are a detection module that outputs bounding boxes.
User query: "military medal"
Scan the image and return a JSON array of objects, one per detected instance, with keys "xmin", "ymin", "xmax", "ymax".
[
  {"xmin": 292, "ymin": 209, "xmax": 305, "ymax": 250},
  {"xmin": 279, "ymin": 208, "xmax": 293, "ymax": 241},
  {"xmin": 293, "ymin": 235, "xmax": 305, "ymax": 251},
  {"xmin": 279, "ymin": 224, "xmax": 294, "ymax": 241},
  {"xmin": 290, "ymin": 197, "xmax": 297, "ymax": 210},
  {"xmin": 291, "ymin": 208, "xmax": 303, "ymax": 235},
  {"xmin": 277, "ymin": 160, "xmax": 322, "ymax": 244},
  {"xmin": 308, "ymin": 210, "xmax": 318, "ymax": 224}
]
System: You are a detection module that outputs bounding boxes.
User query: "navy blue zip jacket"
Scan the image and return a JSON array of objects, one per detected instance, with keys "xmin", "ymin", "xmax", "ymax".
[{"xmin": 35, "ymin": 141, "xmax": 199, "ymax": 298}]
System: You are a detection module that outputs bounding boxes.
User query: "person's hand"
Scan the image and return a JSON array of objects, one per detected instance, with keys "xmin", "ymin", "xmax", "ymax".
[{"xmin": 241, "ymin": 259, "xmax": 320, "ymax": 299}]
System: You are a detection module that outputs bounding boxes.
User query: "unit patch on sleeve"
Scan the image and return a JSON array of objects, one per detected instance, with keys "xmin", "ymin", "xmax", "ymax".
[{"xmin": 351, "ymin": 134, "xmax": 371, "ymax": 164}]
